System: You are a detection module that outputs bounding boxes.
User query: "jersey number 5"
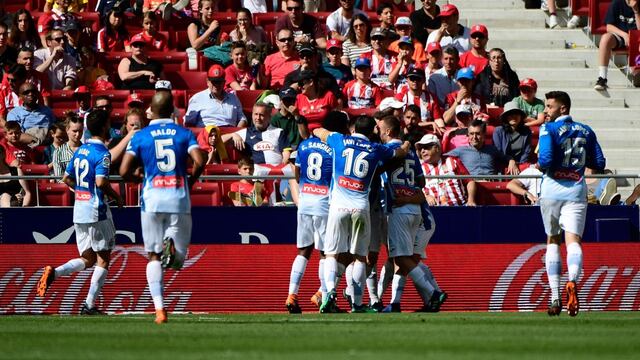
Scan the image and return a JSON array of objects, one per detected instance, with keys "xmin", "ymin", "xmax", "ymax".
[
  {"xmin": 155, "ymin": 139, "xmax": 176, "ymax": 172},
  {"xmin": 561, "ymin": 137, "xmax": 586, "ymax": 168}
]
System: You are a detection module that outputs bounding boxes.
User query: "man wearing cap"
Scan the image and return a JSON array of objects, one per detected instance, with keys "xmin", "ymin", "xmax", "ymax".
[
  {"xmin": 459, "ymin": 24, "xmax": 489, "ymax": 76},
  {"xmin": 388, "ymin": 17, "xmax": 427, "ymax": 64},
  {"xmin": 271, "ymin": 87, "xmax": 309, "ymax": 149},
  {"xmin": 428, "ymin": 47, "xmax": 460, "ymax": 108},
  {"xmin": 410, "ymin": 0, "xmax": 441, "ymax": 46},
  {"xmin": 326, "ymin": 0, "xmax": 368, "ymax": 41},
  {"xmin": 369, "ymin": 27, "xmax": 395, "ymax": 90},
  {"xmin": 513, "ymin": 78, "xmax": 545, "ymax": 126},
  {"xmin": 395, "ymin": 67, "xmax": 445, "ymax": 133},
  {"xmin": 34, "ymin": 28, "xmax": 77, "ymax": 90},
  {"xmin": 74, "ymin": 85, "xmax": 92, "ymax": 118},
  {"xmin": 185, "ymin": 64, "xmax": 247, "ymax": 128},
  {"xmin": 443, "ymin": 67, "xmax": 486, "ymax": 125},
  {"xmin": 417, "ymin": 133, "xmax": 474, "ymax": 206},
  {"xmin": 283, "ymin": 43, "xmax": 340, "ymax": 97},
  {"xmin": 426, "ymin": 4, "xmax": 471, "ymax": 55},
  {"xmin": 378, "ymin": 97, "xmax": 405, "ymax": 119},
  {"xmin": 493, "ymin": 101, "xmax": 532, "ymax": 173},
  {"xmin": 321, "ymin": 39, "xmax": 353, "ymax": 89},
  {"xmin": 126, "ymin": 93, "xmax": 145, "ymax": 110},
  {"xmin": 389, "ymin": 36, "xmax": 419, "ymax": 92},
  {"xmin": 424, "ymin": 42, "xmax": 443, "ymax": 81},
  {"xmin": 343, "ymin": 57, "xmax": 383, "ymax": 109},
  {"xmin": 441, "ymin": 104, "xmax": 475, "ymax": 152},
  {"xmin": 145, "ymin": 80, "xmax": 180, "ymax": 121},
  {"xmin": 277, "ymin": 0, "xmax": 327, "ymax": 49},
  {"xmin": 63, "ymin": 21, "xmax": 83, "ymax": 68},
  {"xmin": 37, "ymin": 0, "xmax": 79, "ymax": 48},
  {"xmin": 264, "ymin": 29, "xmax": 300, "ymax": 89}
]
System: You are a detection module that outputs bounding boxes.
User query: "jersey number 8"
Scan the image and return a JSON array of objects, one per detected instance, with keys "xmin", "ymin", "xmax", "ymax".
[
  {"xmin": 306, "ymin": 153, "xmax": 324, "ymax": 181},
  {"xmin": 155, "ymin": 139, "xmax": 176, "ymax": 172}
]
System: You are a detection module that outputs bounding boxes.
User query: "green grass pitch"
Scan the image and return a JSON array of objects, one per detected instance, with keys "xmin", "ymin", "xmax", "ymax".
[{"xmin": 1, "ymin": 312, "xmax": 639, "ymax": 360}]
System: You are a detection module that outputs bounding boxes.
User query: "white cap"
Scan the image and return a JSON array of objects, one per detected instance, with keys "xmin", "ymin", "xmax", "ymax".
[
  {"xmin": 416, "ymin": 134, "xmax": 440, "ymax": 146},
  {"xmin": 155, "ymin": 80, "xmax": 172, "ymax": 90},
  {"xmin": 379, "ymin": 97, "xmax": 405, "ymax": 111},
  {"xmin": 261, "ymin": 94, "xmax": 281, "ymax": 109},
  {"xmin": 455, "ymin": 104, "xmax": 473, "ymax": 116}
]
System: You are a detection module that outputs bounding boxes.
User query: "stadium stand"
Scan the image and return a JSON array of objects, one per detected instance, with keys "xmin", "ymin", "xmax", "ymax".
[{"xmin": 190, "ymin": 182, "xmax": 223, "ymax": 206}]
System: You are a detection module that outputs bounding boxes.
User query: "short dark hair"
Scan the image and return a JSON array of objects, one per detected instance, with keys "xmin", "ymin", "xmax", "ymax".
[
  {"xmin": 545, "ymin": 90, "xmax": 571, "ymax": 112},
  {"xmin": 238, "ymin": 157, "xmax": 254, "ymax": 168},
  {"xmin": 86, "ymin": 110, "xmax": 110, "ymax": 136},
  {"xmin": 63, "ymin": 111, "xmax": 82, "ymax": 128},
  {"xmin": 231, "ymin": 40, "xmax": 246, "ymax": 51},
  {"xmin": 50, "ymin": 121, "xmax": 67, "ymax": 134},
  {"xmin": 381, "ymin": 115, "xmax": 401, "ymax": 137},
  {"xmin": 443, "ymin": 47, "xmax": 459, "ymax": 58},
  {"xmin": 468, "ymin": 119, "xmax": 486, "ymax": 133},
  {"xmin": 376, "ymin": 2, "xmax": 393, "ymax": 14},
  {"xmin": 5, "ymin": 121, "xmax": 21, "ymax": 132},
  {"xmin": 7, "ymin": 64, "xmax": 27, "ymax": 80},
  {"xmin": 404, "ymin": 104, "xmax": 421, "ymax": 116},
  {"xmin": 94, "ymin": 95, "xmax": 111, "ymax": 104},
  {"xmin": 286, "ymin": 0, "xmax": 304, "ymax": 4},
  {"xmin": 354, "ymin": 115, "xmax": 377, "ymax": 138},
  {"xmin": 323, "ymin": 111, "xmax": 349, "ymax": 134}
]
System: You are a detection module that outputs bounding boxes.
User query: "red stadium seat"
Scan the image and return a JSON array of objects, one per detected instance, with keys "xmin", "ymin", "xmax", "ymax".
[
  {"xmin": 21, "ymin": 164, "xmax": 50, "ymax": 204},
  {"xmin": 475, "ymin": 181, "xmax": 523, "ymax": 206},
  {"xmin": 486, "ymin": 106, "xmax": 503, "ymax": 126},
  {"xmin": 75, "ymin": 12, "xmax": 101, "ymax": 32},
  {"xmin": 572, "ymin": 0, "xmax": 590, "ymax": 16},
  {"xmin": 52, "ymin": 108, "xmax": 76, "ymax": 121},
  {"xmin": 253, "ymin": 13, "xmax": 281, "ymax": 33},
  {"xmin": 485, "ymin": 125, "xmax": 495, "ymax": 146},
  {"xmin": 38, "ymin": 183, "xmax": 73, "ymax": 206},
  {"xmin": 190, "ymin": 182, "xmax": 222, "ymax": 206},
  {"xmin": 588, "ymin": 0, "xmax": 612, "ymax": 35},
  {"xmin": 50, "ymin": 90, "xmax": 77, "ymax": 109},
  {"xmin": 344, "ymin": 107, "xmax": 378, "ymax": 118},
  {"xmin": 203, "ymin": 164, "xmax": 239, "ymax": 206},
  {"xmin": 629, "ymin": 30, "xmax": 640, "ymax": 71},
  {"xmin": 158, "ymin": 17, "xmax": 195, "ymax": 31},
  {"xmin": 235, "ymin": 90, "xmax": 264, "ymax": 113},
  {"xmin": 362, "ymin": 0, "xmax": 414, "ymax": 12},
  {"xmin": 174, "ymin": 30, "xmax": 190, "ymax": 51},
  {"xmin": 164, "ymin": 71, "xmax": 208, "ymax": 90},
  {"xmin": 125, "ymin": 183, "xmax": 140, "ymax": 206}
]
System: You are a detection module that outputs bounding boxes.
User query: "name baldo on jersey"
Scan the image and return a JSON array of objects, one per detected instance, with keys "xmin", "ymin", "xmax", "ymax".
[{"xmin": 150, "ymin": 128, "xmax": 177, "ymax": 137}]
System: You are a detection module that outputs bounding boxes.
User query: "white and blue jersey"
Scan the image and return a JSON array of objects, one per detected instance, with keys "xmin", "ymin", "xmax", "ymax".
[
  {"xmin": 126, "ymin": 119, "xmax": 199, "ymax": 213},
  {"xmin": 538, "ymin": 115, "xmax": 606, "ymax": 202},
  {"xmin": 326, "ymin": 132, "xmax": 395, "ymax": 210},
  {"xmin": 296, "ymin": 137, "xmax": 333, "ymax": 216},
  {"xmin": 65, "ymin": 139, "xmax": 111, "ymax": 224},
  {"xmin": 383, "ymin": 139, "xmax": 424, "ymax": 215}
]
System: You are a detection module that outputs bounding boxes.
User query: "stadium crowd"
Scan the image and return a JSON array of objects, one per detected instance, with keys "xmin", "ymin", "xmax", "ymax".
[{"xmin": 0, "ymin": 0, "xmax": 638, "ymax": 208}]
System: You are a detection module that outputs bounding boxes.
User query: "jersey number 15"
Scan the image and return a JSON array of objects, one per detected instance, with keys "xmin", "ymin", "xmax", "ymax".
[{"xmin": 561, "ymin": 137, "xmax": 586, "ymax": 168}]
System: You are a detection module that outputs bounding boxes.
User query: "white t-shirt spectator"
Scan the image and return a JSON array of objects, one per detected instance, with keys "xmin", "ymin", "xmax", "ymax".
[
  {"xmin": 33, "ymin": 48, "xmax": 77, "ymax": 90},
  {"xmin": 426, "ymin": 25, "xmax": 471, "ymax": 55},
  {"xmin": 519, "ymin": 166, "xmax": 543, "ymax": 196},
  {"xmin": 242, "ymin": 0, "xmax": 267, "ymax": 13},
  {"xmin": 326, "ymin": 8, "xmax": 367, "ymax": 38}
]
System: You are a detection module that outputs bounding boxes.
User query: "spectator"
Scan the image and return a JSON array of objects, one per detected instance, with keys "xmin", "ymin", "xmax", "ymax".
[
  {"xmin": 3, "ymin": 121, "xmax": 36, "ymax": 166},
  {"xmin": 8, "ymin": 10, "xmax": 40, "ymax": 51},
  {"xmin": 188, "ymin": 0, "xmax": 224, "ymax": 50},
  {"xmin": 369, "ymin": 27, "xmax": 395, "ymax": 90},
  {"xmin": 7, "ymin": 83, "xmax": 55, "ymax": 146},
  {"xmin": 185, "ymin": 64, "xmax": 248, "ymax": 128},
  {"xmin": 388, "ymin": 17, "xmax": 427, "ymax": 64},
  {"xmin": 442, "ymin": 104, "xmax": 475, "ymax": 151},
  {"xmin": 15, "ymin": 48, "xmax": 52, "ymax": 107},
  {"xmin": 126, "ymin": 93, "xmax": 145, "ymax": 110},
  {"xmin": 222, "ymin": 102, "xmax": 292, "ymax": 165},
  {"xmin": 283, "ymin": 43, "xmax": 340, "ymax": 97},
  {"xmin": 513, "ymin": 78, "xmax": 545, "ymax": 127},
  {"xmin": 244, "ymin": 0, "xmax": 268, "ymax": 13},
  {"xmin": 0, "ymin": 64, "xmax": 28, "ymax": 123},
  {"xmin": 294, "ymin": 70, "xmax": 339, "ymax": 131},
  {"xmin": 341, "ymin": 14, "xmax": 373, "ymax": 68},
  {"xmin": 76, "ymin": 46, "xmax": 108, "ymax": 88},
  {"xmin": 443, "ymin": 67, "xmax": 487, "ymax": 126},
  {"xmin": 424, "ymin": 41, "xmax": 442, "ymax": 81},
  {"xmin": 117, "ymin": 34, "xmax": 163, "ymax": 90},
  {"xmin": 376, "ymin": 2, "xmax": 399, "ymax": 40},
  {"xmin": 276, "ymin": 0, "xmax": 327, "ymax": 49},
  {"xmin": 43, "ymin": 122, "xmax": 67, "ymax": 171},
  {"xmin": 388, "ymin": 36, "xmax": 418, "ymax": 92},
  {"xmin": 396, "ymin": 67, "xmax": 445, "ymax": 134},
  {"xmin": 378, "ymin": 96, "xmax": 405, "ymax": 118},
  {"xmin": 264, "ymin": 29, "xmax": 300, "ymax": 89},
  {"xmin": 410, "ymin": 0, "xmax": 441, "ymax": 46},
  {"xmin": 73, "ymin": 85, "xmax": 92, "ymax": 118},
  {"xmin": 507, "ymin": 165, "xmax": 542, "ymax": 205},
  {"xmin": 143, "ymin": 80, "xmax": 180, "ymax": 121},
  {"xmin": 63, "ymin": 22, "xmax": 83, "ymax": 67},
  {"xmin": 401, "ymin": 104, "xmax": 422, "ymax": 136},
  {"xmin": 544, "ymin": 0, "xmax": 582, "ymax": 29},
  {"xmin": 44, "ymin": 0, "xmax": 87, "ymax": 12},
  {"xmin": 36, "ymin": 0, "xmax": 78, "ymax": 48},
  {"xmin": 129, "ymin": 11, "xmax": 169, "ymax": 52},
  {"xmin": 594, "ymin": 0, "xmax": 639, "ymax": 90},
  {"xmin": 52, "ymin": 111, "xmax": 82, "ymax": 178},
  {"xmin": 417, "ymin": 133, "xmax": 474, "ymax": 206},
  {"xmin": 109, "ymin": 107, "xmax": 145, "ymax": 149},
  {"xmin": 459, "ymin": 24, "xmax": 489, "ymax": 76},
  {"xmin": 197, "ymin": 125, "xmax": 229, "ymax": 164},
  {"xmin": 493, "ymin": 101, "xmax": 532, "ymax": 174},
  {"xmin": 326, "ymin": 0, "xmax": 367, "ymax": 42},
  {"xmin": 0, "ymin": 23, "xmax": 18, "ymax": 80},
  {"xmin": 228, "ymin": 157, "xmax": 267, "ymax": 206},
  {"xmin": 343, "ymin": 57, "xmax": 383, "ymax": 109},
  {"xmin": 475, "ymin": 48, "xmax": 520, "ymax": 107},
  {"xmin": 0, "ymin": 144, "xmax": 31, "ymax": 207},
  {"xmin": 321, "ymin": 39, "xmax": 353, "ymax": 88},
  {"xmin": 426, "ymin": 4, "xmax": 471, "ymax": 55},
  {"xmin": 445, "ymin": 119, "xmax": 513, "ymax": 176},
  {"xmin": 225, "ymin": 41, "xmax": 262, "ymax": 91},
  {"xmin": 230, "ymin": 8, "xmax": 269, "ymax": 46},
  {"xmin": 427, "ymin": 46, "xmax": 460, "ymax": 108},
  {"xmin": 97, "ymin": 9, "xmax": 128, "ymax": 53},
  {"xmin": 271, "ymin": 87, "xmax": 308, "ymax": 150},
  {"xmin": 86, "ymin": 96, "xmax": 122, "ymax": 142},
  {"xmin": 34, "ymin": 29, "xmax": 77, "ymax": 90}
]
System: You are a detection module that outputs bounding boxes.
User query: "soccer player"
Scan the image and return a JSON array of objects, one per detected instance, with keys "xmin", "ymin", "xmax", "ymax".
[
  {"xmin": 285, "ymin": 112, "xmax": 349, "ymax": 314},
  {"xmin": 36, "ymin": 109, "xmax": 123, "ymax": 315},
  {"xmin": 120, "ymin": 92, "xmax": 205, "ymax": 324},
  {"xmin": 313, "ymin": 116, "xmax": 410, "ymax": 313},
  {"xmin": 538, "ymin": 91, "xmax": 605, "ymax": 317}
]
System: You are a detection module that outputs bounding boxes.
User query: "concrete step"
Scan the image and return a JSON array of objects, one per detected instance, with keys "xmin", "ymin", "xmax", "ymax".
[
  {"xmin": 601, "ymin": 149, "xmax": 640, "ymax": 167},
  {"xmin": 461, "ymin": 18, "xmax": 543, "ymax": 29},
  {"xmin": 454, "ymin": 0, "xmax": 524, "ymax": 9},
  {"xmin": 567, "ymin": 97, "xmax": 626, "ymax": 108},
  {"xmin": 569, "ymin": 109, "xmax": 640, "ymax": 127},
  {"xmin": 506, "ymin": 49, "xmax": 595, "ymax": 62},
  {"xmin": 508, "ymin": 58, "xmax": 587, "ymax": 68},
  {"xmin": 596, "ymin": 129, "xmax": 640, "ymax": 148},
  {"xmin": 513, "ymin": 69, "xmax": 630, "ymax": 87},
  {"xmin": 490, "ymin": 38, "xmax": 567, "ymax": 50},
  {"xmin": 537, "ymin": 87, "xmax": 640, "ymax": 108},
  {"xmin": 488, "ymin": 28, "xmax": 591, "ymax": 43}
]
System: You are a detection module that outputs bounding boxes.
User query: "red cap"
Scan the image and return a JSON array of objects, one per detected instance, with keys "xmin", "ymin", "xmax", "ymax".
[
  {"xmin": 207, "ymin": 64, "xmax": 225, "ymax": 79},
  {"xmin": 426, "ymin": 42, "xmax": 442, "ymax": 54},
  {"xmin": 470, "ymin": 24, "xmax": 488, "ymax": 37},
  {"xmin": 326, "ymin": 38, "xmax": 343, "ymax": 51},
  {"xmin": 127, "ymin": 93, "xmax": 144, "ymax": 106},
  {"xmin": 519, "ymin": 78, "xmax": 538, "ymax": 90},
  {"xmin": 74, "ymin": 85, "xmax": 90, "ymax": 95},
  {"xmin": 439, "ymin": 4, "xmax": 459, "ymax": 17},
  {"xmin": 129, "ymin": 33, "xmax": 147, "ymax": 45}
]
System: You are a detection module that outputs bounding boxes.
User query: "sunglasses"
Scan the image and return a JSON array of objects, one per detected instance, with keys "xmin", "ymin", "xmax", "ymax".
[
  {"xmin": 371, "ymin": 36, "xmax": 385, "ymax": 41},
  {"xmin": 52, "ymin": 37, "xmax": 66, "ymax": 42},
  {"xmin": 300, "ymin": 53, "xmax": 314, "ymax": 59},
  {"xmin": 286, "ymin": 6, "xmax": 302, "ymax": 11},
  {"xmin": 278, "ymin": 37, "xmax": 294, "ymax": 43},
  {"xmin": 471, "ymin": 34, "xmax": 486, "ymax": 40},
  {"xmin": 209, "ymin": 78, "xmax": 225, "ymax": 84},
  {"xmin": 353, "ymin": 23, "xmax": 366, "ymax": 28},
  {"xmin": 131, "ymin": 43, "xmax": 145, "ymax": 48},
  {"xmin": 95, "ymin": 104, "xmax": 112, "ymax": 110},
  {"xmin": 22, "ymin": 89, "xmax": 37, "ymax": 95}
]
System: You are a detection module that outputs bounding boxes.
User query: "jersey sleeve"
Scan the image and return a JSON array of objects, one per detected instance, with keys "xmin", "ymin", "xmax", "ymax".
[
  {"xmin": 65, "ymin": 153, "xmax": 76, "ymax": 178},
  {"xmin": 187, "ymin": 130, "xmax": 200, "ymax": 153},
  {"xmin": 586, "ymin": 126, "xmax": 606, "ymax": 171},
  {"xmin": 126, "ymin": 132, "xmax": 141, "ymax": 157},
  {"xmin": 537, "ymin": 123, "xmax": 553, "ymax": 170},
  {"xmin": 326, "ymin": 132, "xmax": 341, "ymax": 148},
  {"xmin": 379, "ymin": 143, "xmax": 397, "ymax": 161},
  {"xmin": 95, "ymin": 152, "xmax": 111, "ymax": 178}
]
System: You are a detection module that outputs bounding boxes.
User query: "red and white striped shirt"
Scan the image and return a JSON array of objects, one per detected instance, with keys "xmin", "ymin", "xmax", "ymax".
[
  {"xmin": 395, "ymin": 88, "xmax": 443, "ymax": 122},
  {"xmin": 421, "ymin": 157, "xmax": 468, "ymax": 206},
  {"xmin": 343, "ymin": 80, "xmax": 383, "ymax": 109},
  {"xmin": 369, "ymin": 52, "xmax": 395, "ymax": 90}
]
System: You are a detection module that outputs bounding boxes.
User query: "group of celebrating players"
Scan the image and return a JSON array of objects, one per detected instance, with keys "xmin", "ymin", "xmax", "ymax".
[{"xmin": 33, "ymin": 89, "xmax": 604, "ymax": 322}]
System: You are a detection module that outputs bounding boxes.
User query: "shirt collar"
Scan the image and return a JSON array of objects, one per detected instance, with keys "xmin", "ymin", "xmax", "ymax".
[
  {"xmin": 87, "ymin": 138, "xmax": 106, "ymax": 146},
  {"xmin": 388, "ymin": 139, "xmax": 402, "ymax": 145},
  {"xmin": 556, "ymin": 115, "xmax": 572, "ymax": 123},
  {"xmin": 351, "ymin": 133, "xmax": 369, "ymax": 140},
  {"xmin": 149, "ymin": 118, "xmax": 174, "ymax": 125}
]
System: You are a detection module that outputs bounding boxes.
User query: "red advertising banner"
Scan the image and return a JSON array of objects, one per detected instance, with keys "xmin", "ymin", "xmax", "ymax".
[{"xmin": 1, "ymin": 243, "xmax": 639, "ymax": 314}]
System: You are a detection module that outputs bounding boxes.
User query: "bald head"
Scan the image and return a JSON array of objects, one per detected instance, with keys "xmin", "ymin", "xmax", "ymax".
[{"xmin": 150, "ymin": 91, "xmax": 174, "ymax": 119}]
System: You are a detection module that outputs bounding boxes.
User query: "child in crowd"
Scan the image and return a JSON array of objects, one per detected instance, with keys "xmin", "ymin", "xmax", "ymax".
[
  {"xmin": 229, "ymin": 157, "xmax": 267, "ymax": 206},
  {"xmin": 3, "ymin": 121, "xmax": 34, "ymax": 167},
  {"xmin": 197, "ymin": 125, "xmax": 228, "ymax": 164},
  {"xmin": 128, "ymin": 11, "xmax": 169, "ymax": 52},
  {"xmin": 44, "ymin": 122, "xmax": 67, "ymax": 172},
  {"xmin": 343, "ymin": 57, "xmax": 383, "ymax": 109},
  {"xmin": 321, "ymin": 39, "xmax": 353, "ymax": 88}
]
